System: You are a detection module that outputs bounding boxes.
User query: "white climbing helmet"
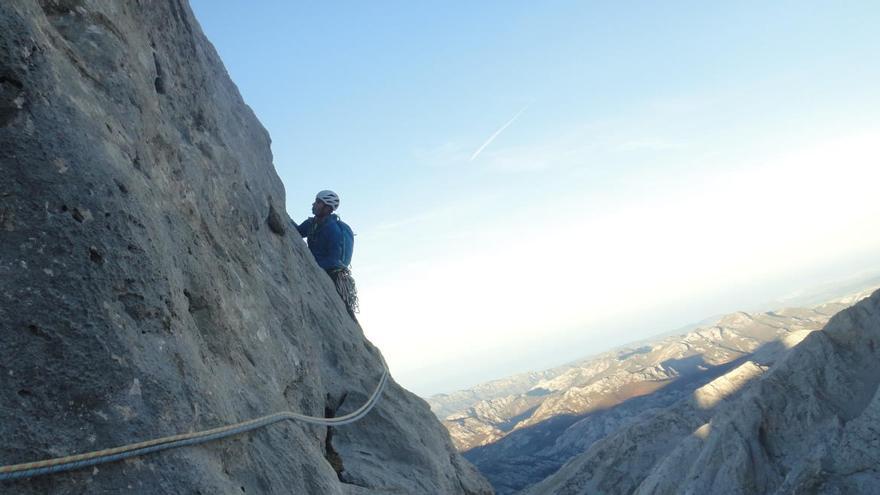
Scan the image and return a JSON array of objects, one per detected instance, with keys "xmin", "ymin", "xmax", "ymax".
[{"xmin": 316, "ymin": 190, "xmax": 340, "ymax": 211}]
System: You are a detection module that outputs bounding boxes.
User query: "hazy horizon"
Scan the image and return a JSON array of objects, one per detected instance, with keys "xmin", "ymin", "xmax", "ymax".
[
  {"xmin": 420, "ymin": 266, "xmax": 880, "ymax": 397},
  {"xmin": 190, "ymin": 1, "xmax": 880, "ymax": 397}
]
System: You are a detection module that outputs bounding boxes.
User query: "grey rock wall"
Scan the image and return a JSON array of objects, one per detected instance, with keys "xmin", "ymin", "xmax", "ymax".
[{"xmin": 0, "ymin": 1, "xmax": 491, "ymax": 493}]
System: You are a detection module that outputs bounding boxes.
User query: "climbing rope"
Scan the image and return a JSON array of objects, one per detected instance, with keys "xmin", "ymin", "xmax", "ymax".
[
  {"xmin": 0, "ymin": 354, "xmax": 388, "ymax": 482},
  {"xmin": 330, "ymin": 267, "xmax": 360, "ymax": 316}
]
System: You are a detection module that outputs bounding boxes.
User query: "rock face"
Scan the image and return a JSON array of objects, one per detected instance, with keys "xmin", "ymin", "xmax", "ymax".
[
  {"xmin": 526, "ymin": 289, "xmax": 880, "ymax": 495},
  {"xmin": 431, "ymin": 291, "xmax": 874, "ymax": 494},
  {"xmin": 0, "ymin": 1, "xmax": 491, "ymax": 494}
]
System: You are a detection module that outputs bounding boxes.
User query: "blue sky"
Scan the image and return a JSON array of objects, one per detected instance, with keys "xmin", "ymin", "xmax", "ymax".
[{"xmin": 190, "ymin": 1, "xmax": 880, "ymax": 395}]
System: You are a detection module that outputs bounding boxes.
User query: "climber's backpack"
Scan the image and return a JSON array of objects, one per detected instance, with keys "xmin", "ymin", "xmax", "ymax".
[{"xmin": 337, "ymin": 219, "xmax": 354, "ymax": 267}]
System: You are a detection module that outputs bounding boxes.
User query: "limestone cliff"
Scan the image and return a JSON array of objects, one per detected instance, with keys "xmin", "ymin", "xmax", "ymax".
[{"xmin": 0, "ymin": 1, "xmax": 491, "ymax": 493}]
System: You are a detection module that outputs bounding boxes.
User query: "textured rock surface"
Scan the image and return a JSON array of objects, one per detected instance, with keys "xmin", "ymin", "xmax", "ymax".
[
  {"xmin": 525, "ymin": 289, "xmax": 880, "ymax": 495},
  {"xmin": 0, "ymin": 1, "xmax": 491, "ymax": 493}
]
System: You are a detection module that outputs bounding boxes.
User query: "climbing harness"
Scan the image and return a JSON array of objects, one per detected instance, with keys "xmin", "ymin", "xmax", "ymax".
[{"xmin": 0, "ymin": 353, "xmax": 388, "ymax": 482}]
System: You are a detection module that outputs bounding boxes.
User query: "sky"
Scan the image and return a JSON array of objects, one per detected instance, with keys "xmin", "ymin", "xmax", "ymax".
[{"xmin": 189, "ymin": 1, "xmax": 880, "ymax": 396}]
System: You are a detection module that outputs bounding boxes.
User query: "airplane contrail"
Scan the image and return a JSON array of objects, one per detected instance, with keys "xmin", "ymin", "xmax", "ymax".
[{"xmin": 470, "ymin": 104, "xmax": 530, "ymax": 161}]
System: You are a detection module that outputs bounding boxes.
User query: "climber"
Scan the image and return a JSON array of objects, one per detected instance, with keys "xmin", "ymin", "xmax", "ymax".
[{"xmin": 295, "ymin": 190, "xmax": 359, "ymax": 319}]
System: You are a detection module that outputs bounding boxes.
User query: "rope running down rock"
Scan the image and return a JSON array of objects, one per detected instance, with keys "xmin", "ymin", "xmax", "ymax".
[{"xmin": 0, "ymin": 354, "xmax": 388, "ymax": 482}]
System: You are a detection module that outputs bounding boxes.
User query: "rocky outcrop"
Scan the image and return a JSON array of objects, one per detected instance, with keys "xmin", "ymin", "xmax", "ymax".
[
  {"xmin": 0, "ymin": 1, "xmax": 491, "ymax": 493},
  {"xmin": 526, "ymin": 290, "xmax": 880, "ymax": 494}
]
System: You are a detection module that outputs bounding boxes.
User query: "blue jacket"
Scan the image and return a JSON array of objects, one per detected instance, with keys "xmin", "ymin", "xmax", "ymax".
[{"xmin": 296, "ymin": 214, "xmax": 347, "ymax": 271}]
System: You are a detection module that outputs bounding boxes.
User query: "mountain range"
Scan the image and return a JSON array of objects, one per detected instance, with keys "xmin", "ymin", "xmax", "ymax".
[{"xmin": 429, "ymin": 286, "xmax": 879, "ymax": 494}]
